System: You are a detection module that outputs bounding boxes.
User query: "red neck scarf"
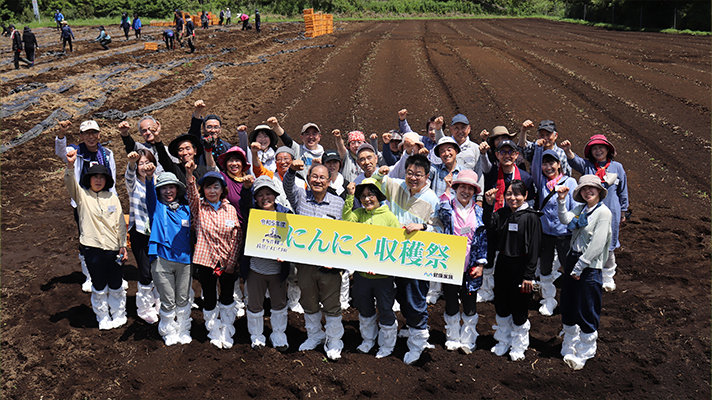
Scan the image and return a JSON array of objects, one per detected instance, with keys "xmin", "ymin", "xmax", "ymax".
[
  {"xmin": 595, "ymin": 159, "xmax": 611, "ymax": 183},
  {"xmin": 495, "ymin": 165, "xmax": 521, "ymax": 211}
]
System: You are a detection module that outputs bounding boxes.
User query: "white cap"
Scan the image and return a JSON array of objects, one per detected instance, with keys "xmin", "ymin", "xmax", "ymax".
[{"xmin": 79, "ymin": 120, "xmax": 100, "ymax": 132}]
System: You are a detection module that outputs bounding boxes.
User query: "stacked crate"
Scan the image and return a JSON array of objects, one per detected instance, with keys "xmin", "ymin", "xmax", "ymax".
[{"xmin": 303, "ymin": 9, "xmax": 333, "ymax": 38}]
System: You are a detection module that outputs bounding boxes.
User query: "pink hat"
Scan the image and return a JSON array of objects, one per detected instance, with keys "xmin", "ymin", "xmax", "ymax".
[
  {"xmin": 452, "ymin": 169, "xmax": 481, "ymax": 193},
  {"xmin": 347, "ymin": 130, "xmax": 365, "ymax": 144},
  {"xmin": 583, "ymin": 134, "xmax": 616, "ymax": 159},
  {"xmin": 217, "ymin": 146, "xmax": 251, "ymax": 172}
]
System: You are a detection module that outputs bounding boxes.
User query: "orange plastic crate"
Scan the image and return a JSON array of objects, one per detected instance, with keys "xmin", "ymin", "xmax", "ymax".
[{"xmin": 144, "ymin": 42, "xmax": 159, "ymax": 51}]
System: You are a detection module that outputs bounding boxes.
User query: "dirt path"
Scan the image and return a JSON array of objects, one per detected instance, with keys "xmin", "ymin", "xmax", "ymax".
[{"xmin": 1, "ymin": 19, "xmax": 709, "ymax": 399}]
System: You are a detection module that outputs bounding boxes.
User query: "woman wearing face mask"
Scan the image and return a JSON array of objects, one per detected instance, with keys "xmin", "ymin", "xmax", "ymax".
[
  {"xmin": 437, "ymin": 170, "xmax": 487, "ymax": 354},
  {"xmin": 342, "ymin": 179, "xmax": 400, "ymax": 359},
  {"xmin": 555, "ymin": 175, "xmax": 612, "ymax": 370},
  {"xmin": 64, "ymin": 149, "xmax": 128, "ymax": 330},
  {"xmin": 561, "ymin": 135, "xmax": 627, "ymax": 292},
  {"xmin": 484, "ymin": 180, "xmax": 542, "ymax": 362},
  {"xmin": 241, "ymin": 176, "xmax": 292, "ymax": 351},
  {"xmin": 146, "ymin": 170, "xmax": 193, "ymax": 346},
  {"xmin": 185, "ymin": 160, "xmax": 242, "ymax": 349},
  {"xmin": 125, "ymin": 149, "xmax": 162, "ymax": 325},
  {"xmin": 534, "ymin": 150, "xmax": 579, "ymax": 317}
]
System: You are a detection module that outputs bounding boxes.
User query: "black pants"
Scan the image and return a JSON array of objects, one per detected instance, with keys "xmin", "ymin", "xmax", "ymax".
[
  {"xmin": 197, "ymin": 264, "xmax": 237, "ymax": 311},
  {"xmin": 99, "ymin": 38, "xmax": 111, "ymax": 50},
  {"xmin": 443, "ymin": 283, "xmax": 477, "ymax": 317},
  {"xmin": 134, "ymin": 29, "xmax": 141, "ymax": 39},
  {"xmin": 129, "ymin": 227, "xmax": 152, "ymax": 285},
  {"xmin": 187, "ymin": 36, "xmax": 195, "ymax": 52},
  {"xmin": 540, "ymin": 234, "xmax": 571, "ymax": 276},
  {"xmin": 25, "ymin": 47, "xmax": 35, "ymax": 63},
  {"xmin": 123, "ymin": 27, "xmax": 129, "ymax": 40},
  {"xmin": 13, "ymin": 51, "xmax": 31, "ymax": 69},
  {"xmin": 62, "ymin": 37, "xmax": 72, "ymax": 52},
  {"xmin": 256, "ymin": 21, "xmax": 261, "ymax": 33},
  {"xmin": 164, "ymin": 35, "xmax": 174, "ymax": 49},
  {"xmin": 493, "ymin": 255, "xmax": 531, "ymax": 326},
  {"xmin": 84, "ymin": 246, "xmax": 123, "ymax": 291}
]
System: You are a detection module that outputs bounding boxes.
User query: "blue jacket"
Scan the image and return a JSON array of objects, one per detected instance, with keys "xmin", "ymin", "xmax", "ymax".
[
  {"xmin": 146, "ymin": 179, "xmax": 192, "ymax": 264},
  {"xmin": 536, "ymin": 175, "xmax": 579, "ymax": 236}
]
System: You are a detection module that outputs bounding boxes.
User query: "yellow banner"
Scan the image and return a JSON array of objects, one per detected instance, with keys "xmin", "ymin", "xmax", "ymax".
[{"xmin": 244, "ymin": 209, "xmax": 467, "ymax": 284}]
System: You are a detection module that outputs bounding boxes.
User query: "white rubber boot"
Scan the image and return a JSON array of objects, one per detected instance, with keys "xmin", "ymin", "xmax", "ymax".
[
  {"xmin": 158, "ymin": 308, "xmax": 180, "ymax": 346},
  {"xmin": 203, "ymin": 307, "xmax": 223, "ymax": 348},
  {"xmin": 460, "ymin": 313, "xmax": 479, "ymax": 354},
  {"xmin": 426, "ymin": 281, "xmax": 442, "ymax": 304},
  {"xmin": 91, "ymin": 286, "xmax": 112, "ymax": 330},
  {"xmin": 189, "ymin": 286, "xmax": 198, "ymax": 309},
  {"xmin": 477, "ymin": 266, "xmax": 495, "ymax": 302},
  {"xmin": 80, "ymin": 254, "xmax": 93, "ymax": 293},
  {"xmin": 538, "ymin": 272, "xmax": 558, "ymax": 317},
  {"xmin": 247, "ymin": 309, "xmax": 266, "ymax": 349},
  {"xmin": 299, "ymin": 311, "xmax": 326, "ymax": 351},
  {"xmin": 269, "ymin": 307, "xmax": 289, "ymax": 352},
  {"xmin": 108, "ymin": 287, "xmax": 128, "ymax": 329},
  {"xmin": 375, "ymin": 322, "xmax": 398, "ymax": 359},
  {"xmin": 392, "ymin": 299, "xmax": 401, "ymax": 313},
  {"xmin": 136, "ymin": 283, "xmax": 159, "ymax": 324},
  {"xmin": 356, "ymin": 314, "xmax": 378, "ymax": 354},
  {"xmin": 339, "ymin": 271, "xmax": 351, "ymax": 310},
  {"xmin": 287, "ymin": 281, "xmax": 304, "ymax": 314},
  {"xmin": 602, "ymin": 251, "xmax": 617, "ymax": 292},
  {"xmin": 509, "ymin": 320, "xmax": 531, "ymax": 361},
  {"xmin": 565, "ymin": 330, "xmax": 598, "ymax": 370},
  {"xmin": 324, "ymin": 315, "xmax": 345, "ymax": 360},
  {"xmin": 403, "ymin": 328, "xmax": 429, "ymax": 365},
  {"xmin": 219, "ymin": 302, "xmax": 237, "ymax": 349},
  {"xmin": 443, "ymin": 312, "xmax": 462, "ymax": 351},
  {"xmin": 175, "ymin": 304, "xmax": 192, "ymax": 344},
  {"xmin": 559, "ymin": 324, "xmax": 581, "ymax": 358},
  {"xmin": 491, "ymin": 315, "xmax": 513, "ymax": 356},
  {"xmin": 233, "ymin": 281, "xmax": 246, "ymax": 318}
]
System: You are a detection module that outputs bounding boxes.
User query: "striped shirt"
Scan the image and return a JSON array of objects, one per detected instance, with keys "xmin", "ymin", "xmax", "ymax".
[
  {"xmin": 125, "ymin": 164, "xmax": 151, "ymax": 235},
  {"xmin": 186, "ymin": 178, "xmax": 241, "ymax": 270}
]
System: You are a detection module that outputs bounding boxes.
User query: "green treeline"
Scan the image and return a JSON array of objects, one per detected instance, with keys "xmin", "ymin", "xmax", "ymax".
[{"xmin": 1, "ymin": 0, "xmax": 708, "ymax": 32}]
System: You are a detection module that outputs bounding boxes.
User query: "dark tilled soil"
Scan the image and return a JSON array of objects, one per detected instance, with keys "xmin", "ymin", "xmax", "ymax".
[{"xmin": 1, "ymin": 19, "xmax": 710, "ymax": 400}]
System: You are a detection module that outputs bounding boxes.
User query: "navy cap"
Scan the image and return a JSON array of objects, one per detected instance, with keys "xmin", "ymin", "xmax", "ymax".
[
  {"xmin": 322, "ymin": 150, "xmax": 341, "ymax": 164},
  {"xmin": 542, "ymin": 149, "xmax": 560, "ymax": 161},
  {"xmin": 538, "ymin": 120, "xmax": 556, "ymax": 133},
  {"xmin": 451, "ymin": 114, "xmax": 469, "ymax": 126},
  {"xmin": 496, "ymin": 139, "xmax": 518, "ymax": 151},
  {"xmin": 198, "ymin": 171, "xmax": 227, "ymax": 187}
]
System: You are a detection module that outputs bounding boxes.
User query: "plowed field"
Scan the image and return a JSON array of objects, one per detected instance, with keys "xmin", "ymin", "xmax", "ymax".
[{"xmin": 1, "ymin": 18, "xmax": 709, "ymax": 399}]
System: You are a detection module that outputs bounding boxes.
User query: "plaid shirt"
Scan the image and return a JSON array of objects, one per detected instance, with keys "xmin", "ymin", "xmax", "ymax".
[
  {"xmin": 283, "ymin": 169, "xmax": 344, "ymax": 220},
  {"xmin": 429, "ymin": 162, "xmax": 464, "ymax": 197},
  {"xmin": 187, "ymin": 178, "xmax": 241, "ymax": 270}
]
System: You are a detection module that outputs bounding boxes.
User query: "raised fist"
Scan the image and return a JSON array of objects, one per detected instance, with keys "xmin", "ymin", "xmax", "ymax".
[
  {"xmin": 143, "ymin": 162, "xmax": 156, "ymax": 176},
  {"xmin": 290, "ymin": 159, "xmax": 305, "ymax": 171},
  {"xmin": 236, "ymin": 124, "xmax": 248, "ymax": 132},
  {"xmin": 479, "ymin": 141, "xmax": 490, "ymax": 155},
  {"xmin": 378, "ymin": 165, "xmax": 390, "ymax": 175},
  {"xmin": 127, "ymin": 151, "xmax": 140, "ymax": 163},
  {"xmin": 418, "ymin": 147, "xmax": 429, "ymax": 155},
  {"xmin": 479, "ymin": 129, "xmax": 489, "ymax": 140},
  {"xmin": 346, "ymin": 182, "xmax": 356, "ymax": 196},
  {"xmin": 194, "ymin": 99, "xmax": 206, "ymax": 109},
  {"xmin": 332, "ymin": 129, "xmax": 341, "ymax": 137},
  {"xmin": 58, "ymin": 120, "xmax": 72, "ymax": 131},
  {"xmin": 484, "ymin": 188, "xmax": 498, "ymax": 205},
  {"xmin": 444, "ymin": 173, "xmax": 453, "ymax": 189},
  {"xmin": 185, "ymin": 159, "xmax": 196, "ymax": 173},
  {"xmin": 521, "ymin": 119, "xmax": 534, "ymax": 130},
  {"xmin": 242, "ymin": 174, "xmax": 255, "ymax": 189},
  {"xmin": 250, "ymin": 142, "xmax": 262, "ymax": 152},
  {"xmin": 382, "ymin": 132, "xmax": 392, "ymax": 144},
  {"xmin": 398, "ymin": 109, "xmax": 407, "ymax": 121},
  {"xmin": 66, "ymin": 149, "xmax": 77, "ymax": 164},
  {"xmin": 433, "ymin": 116, "xmax": 444, "ymax": 130},
  {"xmin": 370, "ymin": 133, "xmax": 378, "ymax": 141},
  {"xmin": 117, "ymin": 121, "xmax": 130, "ymax": 136},
  {"xmin": 560, "ymin": 140, "xmax": 571, "ymax": 151},
  {"xmin": 556, "ymin": 185, "xmax": 570, "ymax": 200}
]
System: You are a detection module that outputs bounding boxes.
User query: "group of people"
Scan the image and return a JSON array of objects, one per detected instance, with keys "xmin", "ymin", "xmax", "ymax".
[
  {"xmin": 9, "ymin": 24, "xmax": 38, "ymax": 69},
  {"xmin": 56, "ymin": 102, "xmax": 627, "ymax": 371},
  {"xmin": 119, "ymin": 12, "xmax": 142, "ymax": 41}
]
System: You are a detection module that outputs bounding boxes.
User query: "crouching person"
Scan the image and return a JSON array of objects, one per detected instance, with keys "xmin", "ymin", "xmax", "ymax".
[
  {"xmin": 146, "ymin": 169, "xmax": 193, "ymax": 345},
  {"xmin": 243, "ymin": 176, "xmax": 291, "ymax": 352},
  {"xmin": 64, "ymin": 149, "xmax": 128, "ymax": 330},
  {"xmin": 186, "ymin": 161, "xmax": 242, "ymax": 349},
  {"xmin": 342, "ymin": 179, "xmax": 400, "ymax": 358}
]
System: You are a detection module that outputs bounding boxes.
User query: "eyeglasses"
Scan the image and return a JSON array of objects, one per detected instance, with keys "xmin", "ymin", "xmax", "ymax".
[
  {"xmin": 406, "ymin": 171, "xmax": 426, "ymax": 179},
  {"xmin": 205, "ymin": 124, "xmax": 221, "ymax": 131},
  {"xmin": 81, "ymin": 131, "xmax": 100, "ymax": 137},
  {"xmin": 309, "ymin": 174, "xmax": 328, "ymax": 182},
  {"xmin": 498, "ymin": 149, "xmax": 517, "ymax": 156},
  {"xmin": 302, "ymin": 132, "xmax": 320, "ymax": 137},
  {"xmin": 275, "ymin": 157, "xmax": 292, "ymax": 163}
]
